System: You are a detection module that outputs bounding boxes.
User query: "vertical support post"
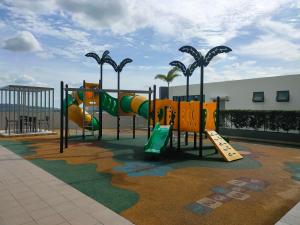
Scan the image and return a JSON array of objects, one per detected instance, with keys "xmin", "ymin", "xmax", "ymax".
[
  {"xmin": 48, "ymin": 89, "xmax": 50, "ymax": 131},
  {"xmin": 65, "ymin": 84, "xmax": 69, "ymax": 148},
  {"xmin": 185, "ymin": 75, "xmax": 189, "ymax": 146},
  {"xmin": 117, "ymin": 71, "xmax": 120, "ymax": 140},
  {"xmin": 0, "ymin": 89, "xmax": 2, "ymax": 131},
  {"xmin": 216, "ymin": 96, "xmax": 220, "ymax": 133},
  {"xmin": 40, "ymin": 89, "xmax": 42, "ymax": 131},
  {"xmin": 60, "ymin": 81, "xmax": 64, "ymax": 153},
  {"xmin": 98, "ymin": 79, "xmax": 102, "ymax": 140},
  {"xmin": 199, "ymin": 65, "xmax": 204, "ymax": 158},
  {"xmin": 133, "ymin": 115, "xmax": 136, "ymax": 139},
  {"xmin": 30, "ymin": 90, "xmax": 34, "ymax": 132},
  {"xmin": 153, "ymin": 85, "xmax": 156, "ymax": 128},
  {"xmin": 26, "ymin": 88, "xmax": 31, "ymax": 132},
  {"xmin": 147, "ymin": 87, "xmax": 151, "ymax": 139},
  {"xmin": 82, "ymin": 80, "xmax": 86, "ymax": 140},
  {"xmin": 193, "ymin": 132, "xmax": 197, "ymax": 149},
  {"xmin": 52, "ymin": 89, "xmax": 54, "ymax": 132},
  {"xmin": 8, "ymin": 88, "xmax": 11, "ymax": 135},
  {"xmin": 13, "ymin": 88, "xmax": 16, "ymax": 133},
  {"xmin": 215, "ymin": 96, "xmax": 220, "ymax": 154},
  {"xmin": 177, "ymin": 99, "xmax": 181, "ymax": 151}
]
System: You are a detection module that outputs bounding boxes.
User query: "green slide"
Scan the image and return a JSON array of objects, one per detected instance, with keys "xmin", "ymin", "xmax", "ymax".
[{"xmin": 144, "ymin": 123, "xmax": 172, "ymax": 154}]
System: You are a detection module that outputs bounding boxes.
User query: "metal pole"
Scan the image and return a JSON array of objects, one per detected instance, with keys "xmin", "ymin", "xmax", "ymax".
[
  {"xmin": 147, "ymin": 87, "xmax": 151, "ymax": 139},
  {"xmin": 40, "ymin": 90, "xmax": 42, "ymax": 131},
  {"xmin": 199, "ymin": 65, "xmax": 204, "ymax": 158},
  {"xmin": 194, "ymin": 132, "xmax": 197, "ymax": 149},
  {"xmin": 30, "ymin": 90, "xmax": 33, "ymax": 132},
  {"xmin": 52, "ymin": 90, "xmax": 54, "ymax": 132},
  {"xmin": 13, "ymin": 88, "xmax": 16, "ymax": 133},
  {"xmin": 117, "ymin": 71, "xmax": 120, "ymax": 140},
  {"xmin": 35, "ymin": 91, "xmax": 38, "ymax": 132},
  {"xmin": 98, "ymin": 78, "xmax": 102, "ymax": 140},
  {"xmin": 133, "ymin": 115, "xmax": 136, "ymax": 139},
  {"xmin": 48, "ymin": 89, "xmax": 50, "ymax": 131},
  {"xmin": 44, "ymin": 90, "xmax": 46, "ymax": 130},
  {"xmin": 60, "ymin": 81, "xmax": 64, "ymax": 153},
  {"xmin": 65, "ymin": 84, "xmax": 68, "ymax": 148},
  {"xmin": 153, "ymin": 85, "xmax": 156, "ymax": 128},
  {"xmin": 215, "ymin": 96, "xmax": 220, "ymax": 154},
  {"xmin": 82, "ymin": 80, "xmax": 86, "ymax": 140},
  {"xmin": 177, "ymin": 99, "xmax": 181, "ymax": 151},
  {"xmin": 216, "ymin": 96, "xmax": 220, "ymax": 133},
  {"xmin": 185, "ymin": 74, "xmax": 189, "ymax": 145},
  {"xmin": 27, "ymin": 88, "xmax": 29, "ymax": 132},
  {"xmin": 8, "ymin": 88, "xmax": 11, "ymax": 135},
  {"xmin": 0, "ymin": 89, "xmax": 1, "ymax": 130}
]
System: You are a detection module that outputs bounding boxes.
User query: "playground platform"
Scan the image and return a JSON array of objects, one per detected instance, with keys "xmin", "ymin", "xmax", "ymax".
[{"xmin": 0, "ymin": 145, "xmax": 133, "ymax": 225}]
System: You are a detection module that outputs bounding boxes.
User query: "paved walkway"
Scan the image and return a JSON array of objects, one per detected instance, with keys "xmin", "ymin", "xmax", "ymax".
[
  {"xmin": 275, "ymin": 202, "xmax": 300, "ymax": 225},
  {"xmin": 0, "ymin": 145, "xmax": 134, "ymax": 225}
]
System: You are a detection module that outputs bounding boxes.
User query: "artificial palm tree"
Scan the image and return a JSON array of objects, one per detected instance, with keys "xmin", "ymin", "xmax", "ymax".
[
  {"xmin": 178, "ymin": 45, "xmax": 232, "ymax": 157},
  {"xmin": 154, "ymin": 67, "xmax": 181, "ymax": 98}
]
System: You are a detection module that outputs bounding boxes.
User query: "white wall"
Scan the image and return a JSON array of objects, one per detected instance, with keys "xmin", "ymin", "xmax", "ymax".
[{"xmin": 169, "ymin": 74, "xmax": 300, "ymax": 110}]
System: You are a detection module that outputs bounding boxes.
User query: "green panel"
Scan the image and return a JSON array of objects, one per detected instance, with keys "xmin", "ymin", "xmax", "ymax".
[
  {"xmin": 120, "ymin": 95, "xmax": 134, "ymax": 113},
  {"xmin": 77, "ymin": 90, "xmax": 84, "ymax": 101},
  {"xmin": 144, "ymin": 123, "xmax": 171, "ymax": 154},
  {"xmin": 138, "ymin": 101, "xmax": 149, "ymax": 119}
]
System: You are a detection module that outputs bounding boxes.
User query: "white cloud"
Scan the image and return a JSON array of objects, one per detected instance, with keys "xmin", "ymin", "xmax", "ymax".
[
  {"xmin": 0, "ymin": 21, "xmax": 5, "ymax": 29},
  {"xmin": 2, "ymin": 0, "xmax": 294, "ymax": 46},
  {"xmin": 259, "ymin": 18, "xmax": 300, "ymax": 40},
  {"xmin": 2, "ymin": 31, "xmax": 42, "ymax": 52},
  {"xmin": 0, "ymin": 74, "xmax": 47, "ymax": 87}
]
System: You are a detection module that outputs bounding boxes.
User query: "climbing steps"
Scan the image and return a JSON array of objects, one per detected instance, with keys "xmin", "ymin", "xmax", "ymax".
[{"xmin": 206, "ymin": 130, "xmax": 243, "ymax": 162}]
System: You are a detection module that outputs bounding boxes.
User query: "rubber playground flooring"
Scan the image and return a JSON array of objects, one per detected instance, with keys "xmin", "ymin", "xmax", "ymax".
[{"xmin": 1, "ymin": 129, "xmax": 300, "ymax": 225}]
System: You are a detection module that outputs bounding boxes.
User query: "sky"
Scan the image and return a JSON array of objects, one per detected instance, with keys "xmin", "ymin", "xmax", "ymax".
[{"xmin": 0, "ymin": 0, "xmax": 300, "ymax": 105}]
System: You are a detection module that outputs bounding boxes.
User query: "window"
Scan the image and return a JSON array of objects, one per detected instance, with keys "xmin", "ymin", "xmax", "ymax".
[
  {"xmin": 252, "ymin": 92, "xmax": 264, "ymax": 102},
  {"xmin": 172, "ymin": 95, "xmax": 205, "ymax": 101},
  {"xmin": 276, "ymin": 90, "xmax": 289, "ymax": 102}
]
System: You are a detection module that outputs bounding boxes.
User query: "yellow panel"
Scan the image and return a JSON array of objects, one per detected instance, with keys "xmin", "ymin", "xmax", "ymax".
[
  {"xmin": 68, "ymin": 105, "xmax": 92, "ymax": 128},
  {"xmin": 131, "ymin": 95, "xmax": 147, "ymax": 114},
  {"xmin": 206, "ymin": 130, "xmax": 243, "ymax": 162}
]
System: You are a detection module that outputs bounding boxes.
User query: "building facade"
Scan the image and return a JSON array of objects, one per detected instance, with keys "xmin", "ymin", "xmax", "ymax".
[{"xmin": 168, "ymin": 74, "xmax": 300, "ymax": 110}]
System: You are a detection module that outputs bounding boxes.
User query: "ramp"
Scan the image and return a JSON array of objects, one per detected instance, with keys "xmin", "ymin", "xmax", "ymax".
[{"xmin": 206, "ymin": 130, "xmax": 243, "ymax": 162}]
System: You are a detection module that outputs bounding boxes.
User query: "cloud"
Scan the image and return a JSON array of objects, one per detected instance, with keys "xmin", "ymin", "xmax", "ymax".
[
  {"xmin": 0, "ymin": 74, "xmax": 47, "ymax": 87},
  {"xmin": 259, "ymin": 18, "xmax": 300, "ymax": 40},
  {"xmin": 238, "ymin": 35, "xmax": 300, "ymax": 60},
  {"xmin": 3, "ymin": 31, "xmax": 42, "ymax": 52},
  {"xmin": 2, "ymin": 0, "xmax": 295, "ymax": 46}
]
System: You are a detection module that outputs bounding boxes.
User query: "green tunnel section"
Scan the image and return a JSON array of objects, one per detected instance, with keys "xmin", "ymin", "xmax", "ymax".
[
  {"xmin": 0, "ymin": 140, "xmax": 139, "ymax": 213},
  {"xmin": 65, "ymin": 90, "xmax": 149, "ymax": 131},
  {"xmin": 120, "ymin": 95, "xmax": 149, "ymax": 119}
]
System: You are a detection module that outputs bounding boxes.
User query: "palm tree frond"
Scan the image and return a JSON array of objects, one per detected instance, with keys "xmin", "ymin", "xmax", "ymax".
[
  {"xmin": 179, "ymin": 45, "xmax": 203, "ymax": 62},
  {"xmin": 204, "ymin": 46, "xmax": 232, "ymax": 66},
  {"xmin": 154, "ymin": 74, "xmax": 168, "ymax": 82},
  {"xmin": 85, "ymin": 52, "xmax": 101, "ymax": 64},
  {"xmin": 118, "ymin": 58, "xmax": 133, "ymax": 72},
  {"xmin": 169, "ymin": 61, "xmax": 186, "ymax": 74}
]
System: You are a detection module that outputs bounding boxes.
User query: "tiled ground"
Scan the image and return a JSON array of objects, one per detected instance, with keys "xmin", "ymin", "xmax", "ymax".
[
  {"xmin": 275, "ymin": 202, "xmax": 300, "ymax": 225},
  {"xmin": 0, "ymin": 145, "xmax": 134, "ymax": 225}
]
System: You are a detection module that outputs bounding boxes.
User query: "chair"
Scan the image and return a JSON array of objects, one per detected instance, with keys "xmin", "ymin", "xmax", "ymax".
[
  {"xmin": 38, "ymin": 116, "xmax": 49, "ymax": 131},
  {"xmin": 5, "ymin": 117, "xmax": 18, "ymax": 134}
]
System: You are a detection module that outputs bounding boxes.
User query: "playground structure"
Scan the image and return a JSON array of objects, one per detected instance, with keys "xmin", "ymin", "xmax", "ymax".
[
  {"xmin": 59, "ymin": 45, "xmax": 242, "ymax": 162},
  {"xmin": 60, "ymin": 81, "xmax": 243, "ymax": 161},
  {"xmin": 0, "ymin": 85, "xmax": 55, "ymax": 136}
]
